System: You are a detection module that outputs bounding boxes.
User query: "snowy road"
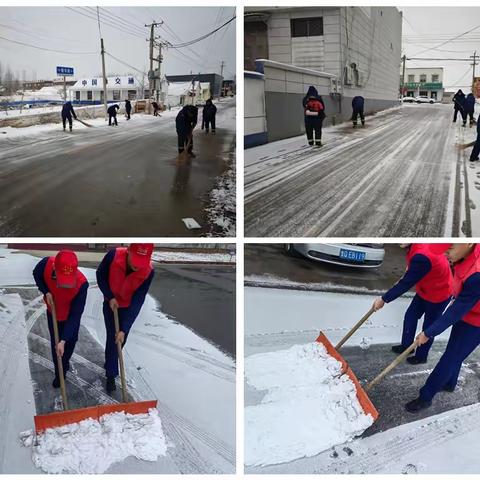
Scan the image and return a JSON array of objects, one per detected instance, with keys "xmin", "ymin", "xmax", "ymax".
[
  {"xmin": 245, "ymin": 103, "xmax": 476, "ymax": 237},
  {"xmin": 0, "ymin": 99, "xmax": 235, "ymax": 236},
  {"xmin": 0, "ymin": 251, "xmax": 235, "ymax": 474},
  {"xmin": 245, "ymin": 286, "xmax": 480, "ymax": 474}
]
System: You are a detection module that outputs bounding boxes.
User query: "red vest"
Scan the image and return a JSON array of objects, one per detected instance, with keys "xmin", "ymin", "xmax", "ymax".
[
  {"xmin": 406, "ymin": 244, "xmax": 453, "ymax": 303},
  {"xmin": 43, "ymin": 257, "xmax": 87, "ymax": 322},
  {"xmin": 453, "ymin": 245, "xmax": 480, "ymax": 327},
  {"xmin": 108, "ymin": 248, "xmax": 152, "ymax": 308},
  {"xmin": 305, "ymin": 98, "xmax": 324, "ymax": 113}
]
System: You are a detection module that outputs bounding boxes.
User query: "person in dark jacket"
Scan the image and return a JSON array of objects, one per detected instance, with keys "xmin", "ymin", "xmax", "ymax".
[
  {"xmin": 453, "ymin": 89, "xmax": 467, "ymax": 126},
  {"xmin": 33, "ymin": 250, "xmax": 88, "ymax": 388},
  {"xmin": 302, "ymin": 86, "xmax": 326, "ymax": 147},
  {"xmin": 176, "ymin": 104, "xmax": 198, "ymax": 156},
  {"xmin": 469, "ymin": 118, "xmax": 480, "ymax": 162},
  {"xmin": 152, "ymin": 101, "xmax": 159, "ymax": 116},
  {"xmin": 351, "ymin": 96, "xmax": 365, "ymax": 127},
  {"xmin": 465, "ymin": 93, "xmax": 476, "ymax": 127},
  {"xmin": 125, "ymin": 100, "xmax": 132, "ymax": 120},
  {"xmin": 96, "ymin": 244, "xmax": 154, "ymax": 393},
  {"xmin": 107, "ymin": 104, "xmax": 120, "ymax": 126},
  {"xmin": 61, "ymin": 101, "xmax": 77, "ymax": 132},
  {"xmin": 202, "ymin": 98, "xmax": 217, "ymax": 134}
]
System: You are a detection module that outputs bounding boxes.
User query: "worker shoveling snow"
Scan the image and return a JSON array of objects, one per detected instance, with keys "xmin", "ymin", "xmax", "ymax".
[
  {"xmin": 20, "ymin": 408, "xmax": 168, "ymax": 474},
  {"xmin": 245, "ymin": 342, "xmax": 374, "ymax": 466}
]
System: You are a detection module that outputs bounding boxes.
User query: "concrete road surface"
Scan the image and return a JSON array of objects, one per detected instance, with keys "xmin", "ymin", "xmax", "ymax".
[
  {"xmin": 245, "ymin": 103, "xmax": 474, "ymax": 237},
  {"xmin": 0, "ymin": 100, "xmax": 235, "ymax": 236}
]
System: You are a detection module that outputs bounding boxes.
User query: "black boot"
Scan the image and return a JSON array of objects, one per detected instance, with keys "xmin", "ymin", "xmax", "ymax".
[
  {"xmin": 405, "ymin": 397, "xmax": 432, "ymax": 413},
  {"xmin": 106, "ymin": 376, "xmax": 116, "ymax": 393},
  {"xmin": 391, "ymin": 344, "xmax": 408, "ymax": 354},
  {"xmin": 406, "ymin": 356, "xmax": 427, "ymax": 365},
  {"xmin": 442, "ymin": 384, "xmax": 455, "ymax": 392}
]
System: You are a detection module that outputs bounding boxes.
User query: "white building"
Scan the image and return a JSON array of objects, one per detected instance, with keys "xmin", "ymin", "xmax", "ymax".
[
  {"xmin": 402, "ymin": 67, "xmax": 444, "ymax": 101},
  {"xmin": 68, "ymin": 75, "xmax": 167, "ymax": 103},
  {"xmin": 167, "ymin": 81, "xmax": 212, "ymax": 107},
  {"xmin": 244, "ymin": 6, "xmax": 402, "ymax": 144}
]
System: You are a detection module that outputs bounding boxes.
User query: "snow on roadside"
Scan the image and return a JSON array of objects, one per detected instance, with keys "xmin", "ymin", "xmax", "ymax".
[
  {"xmin": 152, "ymin": 250, "xmax": 235, "ymax": 264},
  {"xmin": 245, "ymin": 342, "xmax": 373, "ymax": 466},
  {"xmin": 20, "ymin": 409, "xmax": 168, "ymax": 474}
]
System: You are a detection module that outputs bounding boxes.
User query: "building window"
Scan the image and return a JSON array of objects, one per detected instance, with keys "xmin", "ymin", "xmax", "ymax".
[
  {"xmin": 113, "ymin": 90, "xmax": 121, "ymax": 101},
  {"xmin": 419, "ymin": 74, "xmax": 426, "ymax": 83},
  {"xmin": 408, "ymin": 74, "xmax": 415, "ymax": 83},
  {"xmin": 75, "ymin": 91, "xmax": 80, "ymax": 101},
  {"xmin": 87, "ymin": 90, "xmax": 92, "ymax": 100},
  {"xmin": 127, "ymin": 89, "xmax": 136, "ymax": 100},
  {"xmin": 432, "ymin": 74, "xmax": 439, "ymax": 82},
  {"xmin": 291, "ymin": 17, "xmax": 323, "ymax": 38}
]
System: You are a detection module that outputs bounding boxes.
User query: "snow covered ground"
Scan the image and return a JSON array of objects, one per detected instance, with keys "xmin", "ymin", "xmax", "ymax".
[
  {"xmin": 0, "ymin": 249, "xmax": 235, "ymax": 473},
  {"xmin": 245, "ymin": 286, "xmax": 480, "ymax": 473},
  {"xmin": 152, "ymin": 250, "xmax": 236, "ymax": 264}
]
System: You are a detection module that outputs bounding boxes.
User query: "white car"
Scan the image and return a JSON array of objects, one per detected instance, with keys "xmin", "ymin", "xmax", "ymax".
[
  {"xmin": 402, "ymin": 96, "xmax": 415, "ymax": 103},
  {"xmin": 285, "ymin": 243, "xmax": 385, "ymax": 268},
  {"xmin": 415, "ymin": 95, "xmax": 435, "ymax": 104}
]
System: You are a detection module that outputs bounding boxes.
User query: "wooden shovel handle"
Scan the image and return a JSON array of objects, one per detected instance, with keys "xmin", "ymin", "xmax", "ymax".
[
  {"xmin": 113, "ymin": 308, "xmax": 128, "ymax": 403},
  {"xmin": 335, "ymin": 306, "xmax": 375, "ymax": 350},
  {"xmin": 365, "ymin": 341, "xmax": 418, "ymax": 392},
  {"xmin": 51, "ymin": 300, "xmax": 68, "ymax": 410}
]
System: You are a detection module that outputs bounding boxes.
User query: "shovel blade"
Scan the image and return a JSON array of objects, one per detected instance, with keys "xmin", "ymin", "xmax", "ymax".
[
  {"xmin": 316, "ymin": 332, "xmax": 379, "ymax": 421},
  {"xmin": 34, "ymin": 400, "xmax": 158, "ymax": 434}
]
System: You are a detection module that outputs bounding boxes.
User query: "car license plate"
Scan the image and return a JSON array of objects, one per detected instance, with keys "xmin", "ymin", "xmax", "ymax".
[{"xmin": 339, "ymin": 249, "xmax": 365, "ymax": 262}]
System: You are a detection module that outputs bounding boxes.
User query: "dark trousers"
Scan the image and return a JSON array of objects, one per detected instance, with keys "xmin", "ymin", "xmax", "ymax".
[
  {"xmin": 420, "ymin": 321, "xmax": 480, "ymax": 401},
  {"xmin": 352, "ymin": 107, "xmax": 365, "ymax": 125},
  {"xmin": 305, "ymin": 117, "xmax": 323, "ymax": 146},
  {"xmin": 177, "ymin": 131, "xmax": 193, "ymax": 153},
  {"xmin": 126, "ymin": 110, "xmax": 131, "ymax": 120},
  {"xmin": 109, "ymin": 114, "xmax": 118, "ymax": 126},
  {"xmin": 471, "ymin": 133, "xmax": 480, "ymax": 161},
  {"xmin": 400, "ymin": 294, "xmax": 450, "ymax": 360},
  {"xmin": 102, "ymin": 302, "xmax": 129, "ymax": 378},
  {"xmin": 47, "ymin": 311, "xmax": 77, "ymax": 378},
  {"xmin": 466, "ymin": 110, "xmax": 475, "ymax": 125},
  {"xmin": 62, "ymin": 113, "xmax": 72, "ymax": 130},
  {"xmin": 454, "ymin": 107, "xmax": 467, "ymax": 124},
  {"xmin": 204, "ymin": 117, "xmax": 216, "ymax": 132}
]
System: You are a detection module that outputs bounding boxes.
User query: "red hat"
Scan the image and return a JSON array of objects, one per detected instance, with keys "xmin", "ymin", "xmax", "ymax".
[
  {"xmin": 54, "ymin": 250, "xmax": 79, "ymax": 288},
  {"xmin": 429, "ymin": 243, "xmax": 452, "ymax": 255},
  {"xmin": 128, "ymin": 243, "xmax": 153, "ymax": 269}
]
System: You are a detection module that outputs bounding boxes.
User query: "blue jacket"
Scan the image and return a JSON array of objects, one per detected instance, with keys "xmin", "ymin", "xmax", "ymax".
[
  {"xmin": 33, "ymin": 257, "xmax": 88, "ymax": 342},
  {"xmin": 465, "ymin": 93, "xmax": 476, "ymax": 113},
  {"xmin": 382, "ymin": 254, "xmax": 432, "ymax": 303},
  {"xmin": 96, "ymin": 249, "xmax": 154, "ymax": 334},
  {"xmin": 453, "ymin": 90, "xmax": 466, "ymax": 109},
  {"xmin": 302, "ymin": 86, "xmax": 326, "ymax": 119},
  {"xmin": 176, "ymin": 105, "xmax": 198, "ymax": 135},
  {"xmin": 352, "ymin": 96, "xmax": 364, "ymax": 110},
  {"xmin": 61, "ymin": 102, "xmax": 76, "ymax": 119},
  {"xmin": 425, "ymin": 272, "xmax": 480, "ymax": 338}
]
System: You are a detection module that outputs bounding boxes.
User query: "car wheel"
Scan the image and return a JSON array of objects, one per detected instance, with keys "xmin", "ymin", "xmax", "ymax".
[{"xmin": 284, "ymin": 244, "xmax": 302, "ymax": 258}]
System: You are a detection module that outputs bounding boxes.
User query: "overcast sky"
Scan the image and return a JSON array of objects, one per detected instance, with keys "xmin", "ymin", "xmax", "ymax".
[
  {"xmin": 401, "ymin": 7, "xmax": 480, "ymax": 92},
  {"xmin": 0, "ymin": 6, "xmax": 236, "ymax": 81}
]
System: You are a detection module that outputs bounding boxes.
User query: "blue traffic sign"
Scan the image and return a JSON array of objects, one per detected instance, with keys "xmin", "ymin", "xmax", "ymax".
[{"xmin": 56, "ymin": 66, "xmax": 74, "ymax": 76}]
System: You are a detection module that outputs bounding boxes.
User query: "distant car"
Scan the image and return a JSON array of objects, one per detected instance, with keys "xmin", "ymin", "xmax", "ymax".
[
  {"xmin": 284, "ymin": 243, "xmax": 385, "ymax": 268},
  {"xmin": 402, "ymin": 96, "xmax": 415, "ymax": 103},
  {"xmin": 415, "ymin": 95, "xmax": 435, "ymax": 104}
]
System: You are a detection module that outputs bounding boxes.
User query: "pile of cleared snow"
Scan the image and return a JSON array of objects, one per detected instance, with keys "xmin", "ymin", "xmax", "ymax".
[
  {"xmin": 20, "ymin": 409, "xmax": 167, "ymax": 474},
  {"xmin": 245, "ymin": 342, "xmax": 374, "ymax": 466}
]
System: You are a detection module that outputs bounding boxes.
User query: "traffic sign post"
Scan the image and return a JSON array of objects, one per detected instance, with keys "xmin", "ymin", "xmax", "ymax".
[{"xmin": 56, "ymin": 66, "xmax": 74, "ymax": 101}]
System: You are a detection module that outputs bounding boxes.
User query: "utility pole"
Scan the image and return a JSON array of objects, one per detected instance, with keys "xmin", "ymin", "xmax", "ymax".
[
  {"xmin": 145, "ymin": 22, "xmax": 163, "ymax": 111},
  {"xmin": 401, "ymin": 54, "xmax": 406, "ymax": 98},
  {"xmin": 471, "ymin": 50, "xmax": 478, "ymax": 92},
  {"xmin": 156, "ymin": 42, "xmax": 164, "ymax": 104},
  {"xmin": 220, "ymin": 60, "xmax": 225, "ymax": 78},
  {"xmin": 100, "ymin": 38, "xmax": 108, "ymax": 119}
]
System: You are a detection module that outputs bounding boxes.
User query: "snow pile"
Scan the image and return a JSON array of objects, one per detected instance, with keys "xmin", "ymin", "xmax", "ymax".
[
  {"xmin": 245, "ymin": 342, "xmax": 374, "ymax": 466},
  {"xmin": 152, "ymin": 250, "xmax": 235, "ymax": 264},
  {"xmin": 21, "ymin": 409, "xmax": 168, "ymax": 474},
  {"xmin": 206, "ymin": 160, "xmax": 236, "ymax": 237}
]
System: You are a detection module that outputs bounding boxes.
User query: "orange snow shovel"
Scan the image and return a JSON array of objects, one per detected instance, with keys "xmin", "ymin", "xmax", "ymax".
[{"xmin": 33, "ymin": 304, "xmax": 157, "ymax": 434}]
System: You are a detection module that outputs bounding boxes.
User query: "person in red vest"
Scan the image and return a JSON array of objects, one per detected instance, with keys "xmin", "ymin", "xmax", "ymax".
[
  {"xmin": 96, "ymin": 244, "xmax": 154, "ymax": 393},
  {"xmin": 32, "ymin": 250, "xmax": 88, "ymax": 388},
  {"xmin": 302, "ymin": 86, "xmax": 326, "ymax": 147},
  {"xmin": 406, "ymin": 243, "xmax": 480, "ymax": 412},
  {"xmin": 372, "ymin": 243, "xmax": 453, "ymax": 364}
]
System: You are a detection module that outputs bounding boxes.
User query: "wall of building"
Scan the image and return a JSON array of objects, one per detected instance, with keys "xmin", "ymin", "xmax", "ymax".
[{"xmin": 244, "ymin": 71, "xmax": 268, "ymax": 147}]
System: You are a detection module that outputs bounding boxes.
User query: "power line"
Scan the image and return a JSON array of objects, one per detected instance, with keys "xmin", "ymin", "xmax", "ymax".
[
  {"xmin": 0, "ymin": 34, "xmax": 97, "ymax": 54},
  {"xmin": 104, "ymin": 51, "xmax": 146, "ymax": 76}
]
